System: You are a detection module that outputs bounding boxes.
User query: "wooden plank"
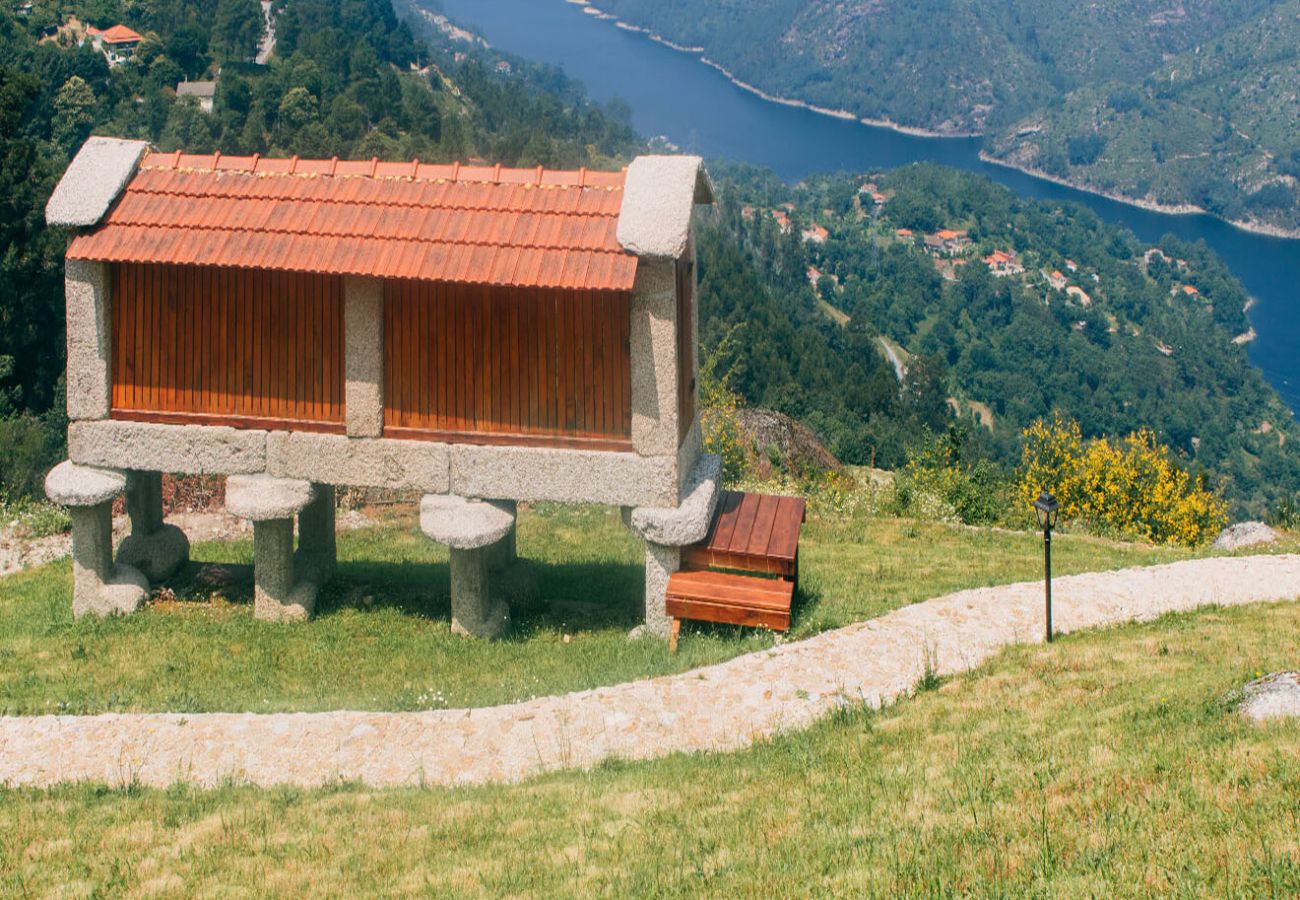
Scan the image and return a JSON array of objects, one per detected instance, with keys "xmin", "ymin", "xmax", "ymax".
[
  {"xmin": 666, "ymin": 597, "xmax": 790, "ymax": 631},
  {"xmin": 707, "ymin": 491, "xmax": 744, "ymax": 552},
  {"xmin": 111, "ymin": 409, "xmax": 346, "ymax": 434},
  {"xmin": 383, "ymin": 426, "xmax": 633, "ymax": 452},
  {"xmin": 666, "ymin": 570, "xmax": 793, "ymax": 607},
  {"xmin": 765, "ymin": 496, "xmax": 806, "ymax": 563},
  {"xmin": 725, "ymin": 492, "xmax": 762, "ymax": 555},
  {"xmin": 745, "ymin": 494, "xmax": 782, "ymax": 557},
  {"xmin": 682, "ymin": 547, "xmax": 790, "ymax": 577}
]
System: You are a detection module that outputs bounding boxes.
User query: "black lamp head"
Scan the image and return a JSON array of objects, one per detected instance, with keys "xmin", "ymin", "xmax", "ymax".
[{"xmin": 1032, "ymin": 490, "xmax": 1060, "ymax": 530}]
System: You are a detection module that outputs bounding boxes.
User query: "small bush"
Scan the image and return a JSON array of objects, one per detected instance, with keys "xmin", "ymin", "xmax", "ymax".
[
  {"xmin": 0, "ymin": 412, "xmax": 65, "ymax": 500},
  {"xmin": 1020, "ymin": 414, "xmax": 1228, "ymax": 546},
  {"xmin": 894, "ymin": 428, "xmax": 1016, "ymax": 526},
  {"xmin": 1266, "ymin": 495, "xmax": 1300, "ymax": 531},
  {"xmin": 0, "ymin": 493, "xmax": 71, "ymax": 538},
  {"xmin": 698, "ymin": 332, "xmax": 747, "ymax": 485}
]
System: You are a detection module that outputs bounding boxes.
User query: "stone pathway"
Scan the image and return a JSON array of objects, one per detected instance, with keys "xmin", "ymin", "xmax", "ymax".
[{"xmin": 2, "ymin": 554, "xmax": 1298, "ymax": 789}]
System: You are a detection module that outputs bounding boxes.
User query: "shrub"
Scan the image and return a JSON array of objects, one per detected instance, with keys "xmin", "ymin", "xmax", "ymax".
[
  {"xmin": 698, "ymin": 332, "xmax": 747, "ymax": 485},
  {"xmin": 894, "ymin": 428, "xmax": 1016, "ymax": 526},
  {"xmin": 1019, "ymin": 414, "xmax": 1228, "ymax": 546},
  {"xmin": 0, "ymin": 412, "xmax": 65, "ymax": 500}
]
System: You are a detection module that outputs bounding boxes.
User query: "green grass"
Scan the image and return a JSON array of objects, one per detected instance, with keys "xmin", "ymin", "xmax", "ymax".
[
  {"xmin": 3, "ymin": 601, "xmax": 1299, "ymax": 895},
  {"xmin": 0, "ymin": 502, "xmax": 1287, "ymax": 715}
]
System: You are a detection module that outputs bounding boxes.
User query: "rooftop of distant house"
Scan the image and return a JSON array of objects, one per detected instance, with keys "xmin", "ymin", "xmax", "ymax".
[
  {"xmin": 176, "ymin": 81, "xmax": 217, "ymax": 99},
  {"xmin": 90, "ymin": 24, "xmax": 143, "ymax": 44}
]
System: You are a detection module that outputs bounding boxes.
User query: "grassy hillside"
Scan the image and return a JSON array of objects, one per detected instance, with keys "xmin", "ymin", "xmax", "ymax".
[
  {"xmin": 0, "ymin": 500, "xmax": 1205, "ymax": 715},
  {"xmin": 588, "ymin": 0, "xmax": 1300, "ymax": 232},
  {"xmin": 4, "ymin": 592, "xmax": 1299, "ymax": 893}
]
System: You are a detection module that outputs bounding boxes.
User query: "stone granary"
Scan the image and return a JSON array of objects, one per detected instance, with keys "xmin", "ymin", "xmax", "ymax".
[{"xmin": 43, "ymin": 136, "xmax": 721, "ymax": 638}]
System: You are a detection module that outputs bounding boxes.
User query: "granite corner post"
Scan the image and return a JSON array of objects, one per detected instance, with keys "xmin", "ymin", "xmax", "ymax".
[
  {"xmin": 629, "ymin": 257, "xmax": 680, "ymax": 463},
  {"xmin": 344, "ymin": 275, "xmax": 384, "ymax": 438},
  {"xmin": 63, "ymin": 258, "xmax": 112, "ymax": 422}
]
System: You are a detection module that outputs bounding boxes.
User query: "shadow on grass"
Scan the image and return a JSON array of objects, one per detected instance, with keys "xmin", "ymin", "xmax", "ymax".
[{"xmin": 165, "ymin": 556, "xmax": 645, "ymax": 638}]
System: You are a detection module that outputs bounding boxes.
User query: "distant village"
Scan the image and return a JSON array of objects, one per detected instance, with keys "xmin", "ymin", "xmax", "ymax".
[
  {"xmin": 23, "ymin": 3, "xmax": 277, "ymax": 114},
  {"xmin": 738, "ymin": 174, "xmax": 1216, "ymax": 362}
]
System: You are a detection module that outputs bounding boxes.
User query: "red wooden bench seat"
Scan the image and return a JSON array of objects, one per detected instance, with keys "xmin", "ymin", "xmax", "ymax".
[{"xmin": 666, "ymin": 490, "xmax": 806, "ymax": 650}]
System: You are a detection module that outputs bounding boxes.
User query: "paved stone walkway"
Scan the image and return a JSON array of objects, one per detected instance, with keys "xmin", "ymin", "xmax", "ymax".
[{"xmin": 3, "ymin": 554, "xmax": 1298, "ymax": 789}]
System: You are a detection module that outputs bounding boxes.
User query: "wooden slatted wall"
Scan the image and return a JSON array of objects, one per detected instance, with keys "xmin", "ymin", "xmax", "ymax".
[
  {"xmin": 676, "ymin": 257, "xmax": 697, "ymax": 443},
  {"xmin": 110, "ymin": 263, "xmax": 345, "ymax": 432},
  {"xmin": 383, "ymin": 281, "xmax": 632, "ymax": 450}
]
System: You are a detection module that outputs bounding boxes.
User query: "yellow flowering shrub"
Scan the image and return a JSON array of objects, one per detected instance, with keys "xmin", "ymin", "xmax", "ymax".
[{"xmin": 1020, "ymin": 414, "xmax": 1227, "ymax": 546}]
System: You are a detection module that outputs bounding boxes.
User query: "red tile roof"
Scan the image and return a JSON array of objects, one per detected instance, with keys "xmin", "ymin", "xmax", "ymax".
[
  {"xmin": 66, "ymin": 152, "xmax": 636, "ymax": 291},
  {"xmin": 92, "ymin": 25, "xmax": 144, "ymax": 44}
]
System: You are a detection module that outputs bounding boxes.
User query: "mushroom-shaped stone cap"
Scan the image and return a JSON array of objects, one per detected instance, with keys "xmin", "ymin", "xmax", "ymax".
[
  {"xmin": 225, "ymin": 475, "xmax": 317, "ymax": 521},
  {"xmin": 44, "ymin": 460, "xmax": 127, "ymax": 507},
  {"xmin": 629, "ymin": 453, "xmax": 721, "ymax": 546},
  {"xmin": 420, "ymin": 495, "xmax": 515, "ymax": 550}
]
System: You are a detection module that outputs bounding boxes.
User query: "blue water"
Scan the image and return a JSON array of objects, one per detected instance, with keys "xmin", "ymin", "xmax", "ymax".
[{"xmin": 439, "ymin": 0, "xmax": 1300, "ymax": 411}]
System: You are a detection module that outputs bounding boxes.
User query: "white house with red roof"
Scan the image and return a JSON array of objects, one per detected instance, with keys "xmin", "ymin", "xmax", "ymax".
[
  {"xmin": 85, "ymin": 24, "xmax": 143, "ymax": 65},
  {"xmin": 983, "ymin": 250, "xmax": 1024, "ymax": 276}
]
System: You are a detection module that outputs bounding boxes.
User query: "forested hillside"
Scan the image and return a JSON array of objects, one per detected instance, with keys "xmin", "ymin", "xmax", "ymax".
[
  {"xmin": 585, "ymin": 0, "xmax": 1300, "ymax": 233},
  {"xmin": 988, "ymin": 0, "xmax": 1300, "ymax": 235},
  {"xmin": 699, "ymin": 163, "xmax": 1300, "ymax": 514},
  {"xmin": 0, "ymin": 0, "xmax": 638, "ymax": 495}
]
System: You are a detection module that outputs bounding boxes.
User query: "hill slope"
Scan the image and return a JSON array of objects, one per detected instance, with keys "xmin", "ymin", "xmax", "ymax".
[{"xmin": 588, "ymin": 0, "xmax": 1300, "ymax": 233}]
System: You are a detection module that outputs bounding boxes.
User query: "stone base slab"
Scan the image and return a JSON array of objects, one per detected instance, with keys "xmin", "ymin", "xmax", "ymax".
[
  {"xmin": 69, "ymin": 420, "xmax": 684, "ymax": 509},
  {"xmin": 69, "ymin": 420, "xmax": 267, "ymax": 475}
]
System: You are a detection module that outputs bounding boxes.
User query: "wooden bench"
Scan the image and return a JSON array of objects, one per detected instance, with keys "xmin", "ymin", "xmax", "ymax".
[{"xmin": 666, "ymin": 491, "xmax": 806, "ymax": 651}]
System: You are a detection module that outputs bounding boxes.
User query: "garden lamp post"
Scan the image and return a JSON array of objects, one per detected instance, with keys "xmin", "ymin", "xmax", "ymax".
[{"xmin": 1032, "ymin": 491, "xmax": 1060, "ymax": 642}]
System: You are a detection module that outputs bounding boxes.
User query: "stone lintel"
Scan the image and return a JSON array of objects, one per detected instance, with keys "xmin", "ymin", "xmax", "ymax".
[
  {"xmin": 69, "ymin": 420, "xmax": 681, "ymax": 508},
  {"xmin": 69, "ymin": 419, "xmax": 268, "ymax": 475}
]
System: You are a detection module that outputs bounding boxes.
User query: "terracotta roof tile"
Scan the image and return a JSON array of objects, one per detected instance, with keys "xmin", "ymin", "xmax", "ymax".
[{"xmin": 67, "ymin": 151, "xmax": 635, "ymax": 290}]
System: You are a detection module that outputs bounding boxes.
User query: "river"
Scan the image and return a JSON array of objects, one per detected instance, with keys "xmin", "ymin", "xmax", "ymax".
[{"xmin": 437, "ymin": 0, "xmax": 1300, "ymax": 412}]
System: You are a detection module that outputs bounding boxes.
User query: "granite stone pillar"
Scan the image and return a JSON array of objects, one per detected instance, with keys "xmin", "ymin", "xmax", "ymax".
[
  {"xmin": 642, "ymin": 541, "xmax": 680, "ymax": 638},
  {"xmin": 115, "ymin": 470, "xmax": 190, "ymax": 583},
  {"xmin": 420, "ymin": 495, "xmax": 520, "ymax": 639},
  {"xmin": 226, "ymin": 475, "xmax": 320, "ymax": 623},
  {"xmin": 45, "ymin": 461, "xmax": 149, "ymax": 618},
  {"xmin": 627, "ymin": 453, "xmax": 722, "ymax": 640}
]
